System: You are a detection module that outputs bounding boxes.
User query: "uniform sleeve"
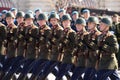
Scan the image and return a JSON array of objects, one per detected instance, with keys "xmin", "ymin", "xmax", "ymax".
[
  {"xmin": 13, "ymin": 28, "xmax": 17, "ymax": 41},
  {"xmin": 84, "ymin": 34, "xmax": 98, "ymax": 50},
  {"xmin": 32, "ymin": 28, "xmax": 38, "ymax": 39},
  {"xmin": 56, "ymin": 29, "xmax": 64, "ymax": 42},
  {"xmin": 44, "ymin": 29, "xmax": 52, "ymax": 40},
  {"xmin": 68, "ymin": 32, "xmax": 76, "ymax": 47},
  {"xmin": 102, "ymin": 35, "xmax": 119, "ymax": 54},
  {"xmin": 0, "ymin": 26, "xmax": 7, "ymax": 41}
]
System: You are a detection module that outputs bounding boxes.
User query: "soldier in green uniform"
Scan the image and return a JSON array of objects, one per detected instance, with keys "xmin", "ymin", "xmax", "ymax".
[
  {"xmin": 71, "ymin": 17, "xmax": 88, "ymax": 80},
  {"xmin": 0, "ymin": 22, "xmax": 7, "ymax": 67},
  {"xmin": 84, "ymin": 16, "xmax": 101, "ymax": 80},
  {"xmin": 37, "ymin": 13, "xmax": 51, "ymax": 60},
  {"xmin": 97, "ymin": 17, "xmax": 120, "ymax": 80},
  {"xmin": 48, "ymin": 12, "xmax": 63, "ymax": 61},
  {"xmin": 16, "ymin": 11, "xmax": 25, "ymax": 26},
  {"xmin": 111, "ymin": 14, "xmax": 120, "ymax": 67},
  {"xmin": 16, "ymin": 11, "xmax": 26, "ymax": 57},
  {"xmin": 61, "ymin": 14, "xmax": 76, "ymax": 64},
  {"xmin": 0, "ymin": 22, "xmax": 6, "ymax": 56},
  {"xmin": 23, "ymin": 13, "xmax": 38, "ymax": 59},
  {"xmin": 6, "ymin": 12, "xmax": 17, "ymax": 58},
  {"xmin": 0, "ymin": 12, "xmax": 17, "ymax": 79},
  {"xmin": 56, "ymin": 14, "xmax": 76, "ymax": 80}
]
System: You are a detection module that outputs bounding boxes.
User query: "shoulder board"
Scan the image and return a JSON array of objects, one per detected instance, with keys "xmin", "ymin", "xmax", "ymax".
[
  {"xmin": 83, "ymin": 31, "xmax": 89, "ymax": 35},
  {"xmin": 57, "ymin": 26, "xmax": 63, "ymax": 30},
  {"xmin": 32, "ymin": 25, "xmax": 38, "ymax": 29},
  {"xmin": 95, "ymin": 31, "xmax": 101, "ymax": 36},
  {"xmin": 44, "ymin": 25, "xmax": 51, "ymax": 30}
]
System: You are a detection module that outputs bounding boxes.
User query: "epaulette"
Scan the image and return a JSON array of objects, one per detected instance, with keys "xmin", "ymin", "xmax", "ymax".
[{"xmin": 44, "ymin": 25, "xmax": 51, "ymax": 30}]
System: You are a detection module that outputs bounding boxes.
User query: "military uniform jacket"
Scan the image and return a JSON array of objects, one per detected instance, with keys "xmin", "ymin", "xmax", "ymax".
[
  {"xmin": 114, "ymin": 23, "xmax": 120, "ymax": 43},
  {"xmin": 25, "ymin": 24, "xmax": 38, "ymax": 59},
  {"xmin": 98, "ymin": 32, "xmax": 119, "ymax": 70},
  {"xmin": 85, "ymin": 29, "xmax": 101, "ymax": 68},
  {"xmin": 0, "ymin": 22, "xmax": 6, "ymax": 55},
  {"xmin": 75, "ymin": 30, "xmax": 88, "ymax": 67},
  {"xmin": 6, "ymin": 23, "xmax": 17, "ymax": 58},
  {"xmin": 50, "ymin": 24, "xmax": 64, "ymax": 61},
  {"xmin": 62, "ymin": 27, "xmax": 76, "ymax": 64},
  {"xmin": 37, "ymin": 25, "xmax": 51, "ymax": 60},
  {"xmin": 17, "ymin": 22, "xmax": 26, "ymax": 57}
]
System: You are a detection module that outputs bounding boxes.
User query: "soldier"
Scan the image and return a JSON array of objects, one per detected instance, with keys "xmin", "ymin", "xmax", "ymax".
[
  {"xmin": 97, "ymin": 17, "xmax": 120, "ymax": 80},
  {"xmin": 5, "ymin": 12, "xmax": 17, "ymax": 58},
  {"xmin": 37, "ymin": 13, "xmax": 51, "ymax": 60},
  {"xmin": 0, "ymin": 10, "xmax": 8, "ymax": 26},
  {"xmin": 71, "ymin": 11, "xmax": 79, "ymax": 31},
  {"xmin": 10, "ymin": 8, "xmax": 18, "ymax": 26},
  {"xmin": 111, "ymin": 14, "xmax": 120, "ymax": 67},
  {"xmin": 48, "ymin": 12, "xmax": 63, "ymax": 61},
  {"xmin": 10, "ymin": 8, "xmax": 17, "ymax": 17},
  {"xmin": 16, "ymin": 11, "xmax": 25, "ymax": 26},
  {"xmin": 55, "ymin": 14, "xmax": 76, "ymax": 80},
  {"xmin": 34, "ymin": 8, "xmax": 42, "ymax": 26},
  {"xmin": 16, "ymin": 11, "xmax": 25, "ymax": 57},
  {"xmin": 84, "ymin": 16, "xmax": 101, "ymax": 80},
  {"xmin": 23, "ymin": 13, "xmax": 38, "ymax": 59},
  {"xmin": 71, "ymin": 17, "xmax": 88, "ymax": 80},
  {"xmin": 0, "ymin": 22, "xmax": 7, "ymax": 65},
  {"xmin": 58, "ymin": 9, "xmax": 66, "ymax": 21},
  {"xmin": 81, "ymin": 9, "xmax": 90, "ymax": 21},
  {"xmin": 0, "ymin": 12, "xmax": 17, "ymax": 79},
  {"xmin": 0, "ymin": 22, "xmax": 6, "ymax": 56}
]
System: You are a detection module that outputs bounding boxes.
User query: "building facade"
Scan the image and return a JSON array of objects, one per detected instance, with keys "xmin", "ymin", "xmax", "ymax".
[{"xmin": 11, "ymin": 0, "xmax": 120, "ymax": 12}]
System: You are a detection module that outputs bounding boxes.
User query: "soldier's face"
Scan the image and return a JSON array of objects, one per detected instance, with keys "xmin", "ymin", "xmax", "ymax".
[
  {"xmin": 2, "ymin": 14, "xmax": 6, "ymax": 19},
  {"xmin": 17, "ymin": 17, "xmax": 24, "ymax": 24},
  {"xmin": 35, "ymin": 11, "xmax": 40, "ymax": 18},
  {"xmin": 76, "ymin": 24, "xmax": 84, "ymax": 31},
  {"xmin": 50, "ymin": 18, "xmax": 58, "ymax": 26},
  {"xmin": 62, "ymin": 20, "xmax": 71, "ymax": 28},
  {"xmin": 59, "ymin": 12, "xmax": 64, "ymax": 18},
  {"xmin": 11, "ymin": 11, "xmax": 17, "ymax": 17},
  {"xmin": 25, "ymin": 18, "xmax": 33, "ymax": 26},
  {"xmin": 99, "ymin": 22, "xmax": 109, "ymax": 32},
  {"xmin": 112, "ymin": 16, "xmax": 118, "ymax": 22},
  {"xmin": 83, "ymin": 12, "xmax": 90, "ymax": 20},
  {"xmin": 88, "ymin": 22, "xmax": 96, "ymax": 30},
  {"xmin": 72, "ymin": 14, "xmax": 78, "ymax": 21},
  {"xmin": 38, "ymin": 20, "xmax": 46, "ymax": 26},
  {"xmin": 6, "ymin": 17, "xmax": 14, "ymax": 25}
]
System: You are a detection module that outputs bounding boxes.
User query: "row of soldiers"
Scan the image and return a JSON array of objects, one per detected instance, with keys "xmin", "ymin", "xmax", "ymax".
[{"xmin": 0, "ymin": 9, "xmax": 119, "ymax": 80}]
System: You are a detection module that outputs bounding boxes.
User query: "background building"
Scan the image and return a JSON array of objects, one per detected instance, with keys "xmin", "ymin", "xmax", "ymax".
[{"xmin": 0, "ymin": 0, "xmax": 120, "ymax": 12}]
